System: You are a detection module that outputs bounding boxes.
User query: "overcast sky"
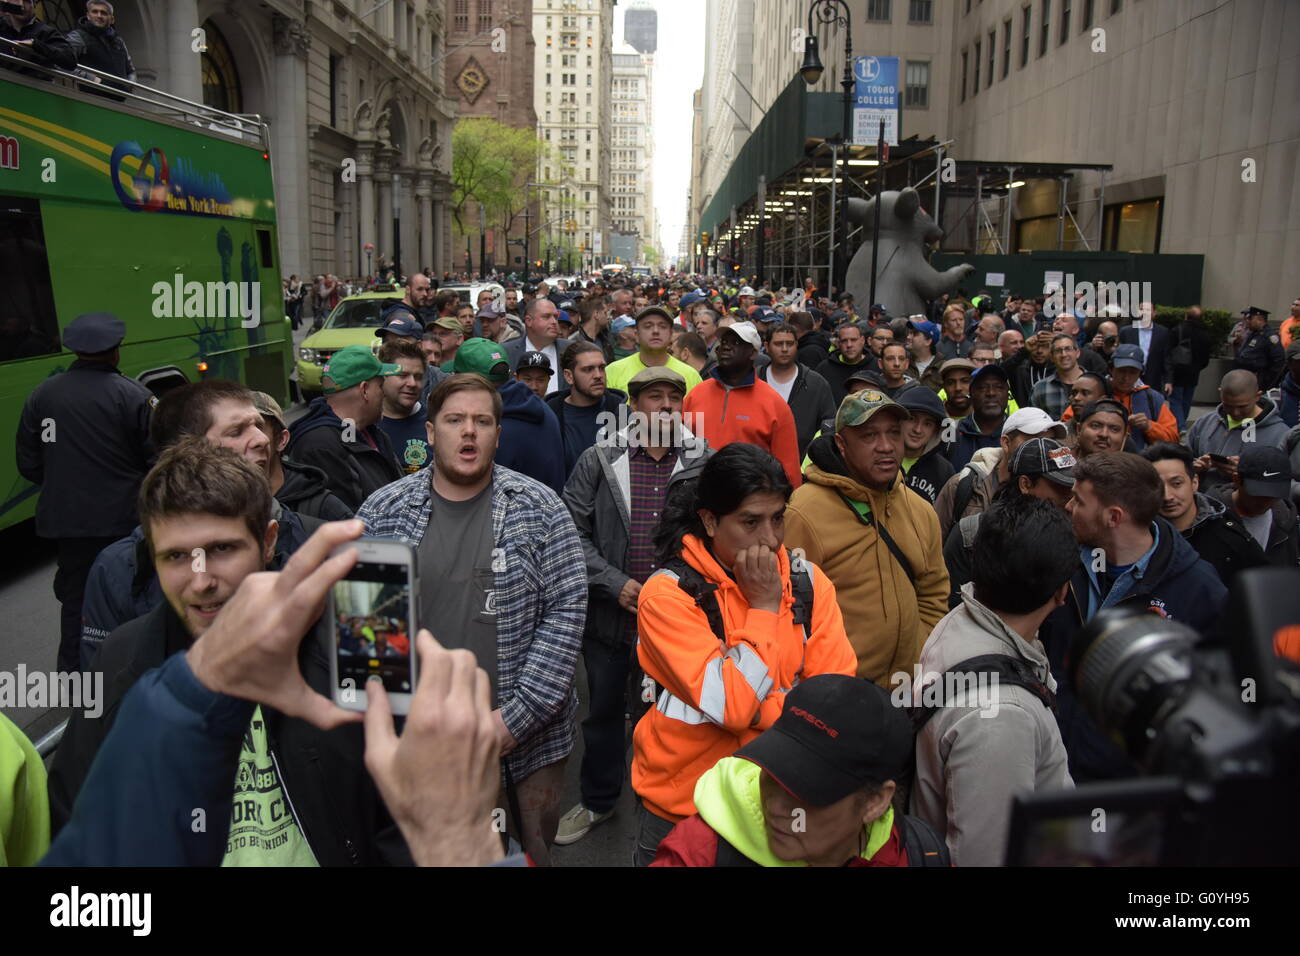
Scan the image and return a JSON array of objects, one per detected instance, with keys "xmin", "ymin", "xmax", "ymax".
[{"xmin": 614, "ymin": 1, "xmax": 703, "ymax": 261}]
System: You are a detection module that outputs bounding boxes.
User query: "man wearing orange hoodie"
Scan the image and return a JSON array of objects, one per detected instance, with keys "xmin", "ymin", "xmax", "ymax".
[
  {"xmin": 783, "ymin": 391, "xmax": 949, "ymax": 686},
  {"xmin": 683, "ymin": 321, "xmax": 803, "ymax": 489},
  {"xmin": 1109, "ymin": 343, "xmax": 1179, "ymax": 450},
  {"xmin": 631, "ymin": 444, "xmax": 856, "ymax": 865}
]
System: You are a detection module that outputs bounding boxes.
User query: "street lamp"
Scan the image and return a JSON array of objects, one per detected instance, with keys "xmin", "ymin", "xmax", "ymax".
[{"xmin": 800, "ymin": 0, "xmax": 854, "ymax": 297}]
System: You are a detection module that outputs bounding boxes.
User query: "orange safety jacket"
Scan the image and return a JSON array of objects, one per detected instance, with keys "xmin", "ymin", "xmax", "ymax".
[{"xmin": 631, "ymin": 533, "xmax": 857, "ymax": 822}]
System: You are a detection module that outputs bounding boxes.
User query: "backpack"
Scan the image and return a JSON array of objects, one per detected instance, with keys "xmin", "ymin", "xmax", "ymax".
[
  {"xmin": 643, "ymin": 548, "xmax": 815, "ymax": 703},
  {"xmin": 1168, "ymin": 322, "xmax": 1194, "ymax": 372},
  {"xmin": 898, "ymin": 653, "xmax": 1057, "ymax": 814}
]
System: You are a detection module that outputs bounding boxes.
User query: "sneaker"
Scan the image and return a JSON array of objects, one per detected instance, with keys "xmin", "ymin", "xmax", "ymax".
[{"xmin": 554, "ymin": 803, "xmax": 614, "ymax": 846}]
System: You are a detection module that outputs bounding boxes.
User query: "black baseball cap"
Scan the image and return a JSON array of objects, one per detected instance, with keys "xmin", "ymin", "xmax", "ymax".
[
  {"xmin": 1238, "ymin": 444, "xmax": 1290, "ymax": 498},
  {"xmin": 734, "ymin": 675, "xmax": 912, "ymax": 807},
  {"xmin": 1077, "ymin": 398, "xmax": 1129, "ymax": 424},
  {"xmin": 518, "ymin": 351, "xmax": 552, "ymax": 373},
  {"xmin": 1010, "ymin": 437, "xmax": 1077, "ymax": 487}
]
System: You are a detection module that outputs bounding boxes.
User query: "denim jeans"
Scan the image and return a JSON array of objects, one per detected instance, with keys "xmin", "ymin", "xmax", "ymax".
[
  {"xmin": 1170, "ymin": 384, "xmax": 1196, "ymax": 432},
  {"xmin": 633, "ymin": 801, "xmax": 677, "ymax": 866},
  {"xmin": 578, "ymin": 637, "xmax": 636, "ymax": 814}
]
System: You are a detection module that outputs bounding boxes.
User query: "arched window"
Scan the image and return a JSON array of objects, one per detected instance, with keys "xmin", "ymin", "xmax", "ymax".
[{"xmin": 200, "ymin": 22, "xmax": 243, "ymax": 113}]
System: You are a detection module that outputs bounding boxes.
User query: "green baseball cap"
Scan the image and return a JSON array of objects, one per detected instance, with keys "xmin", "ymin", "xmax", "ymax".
[
  {"xmin": 834, "ymin": 388, "xmax": 911, "ymax": 434},
  {"xmin": 321, "ymin": 345, "xmax": 400, "ymax": 394},
  {"xmin": 453, "ymin": 337, "xmax": 511, "ymax": 384}
]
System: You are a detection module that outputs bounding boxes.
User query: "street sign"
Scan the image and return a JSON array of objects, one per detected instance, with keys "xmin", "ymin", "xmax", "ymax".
[{"xmin": 852, "ymin": 56, "xmax": 900, "ymax": 147}]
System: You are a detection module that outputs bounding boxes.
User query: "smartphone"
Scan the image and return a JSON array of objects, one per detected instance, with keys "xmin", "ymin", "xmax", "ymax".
[
  {"xmin": 1208, "ymin": 453, "xmax": 1232, "ymax": 465},
  {"xmin": 327, "ymin": 538, "xmax": 418, "ymax": 714}
]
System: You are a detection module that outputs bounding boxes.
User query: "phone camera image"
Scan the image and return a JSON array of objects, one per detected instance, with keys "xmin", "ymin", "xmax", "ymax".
[{"xmin": 333, "ymin": 563, "xmax": 412, "ymax": 694}]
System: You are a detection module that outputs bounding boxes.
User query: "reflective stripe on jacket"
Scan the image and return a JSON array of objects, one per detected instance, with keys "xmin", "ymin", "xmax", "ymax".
[{"xmin": 631, "ymin": 534, "xmax": 856, "ymax": 822}]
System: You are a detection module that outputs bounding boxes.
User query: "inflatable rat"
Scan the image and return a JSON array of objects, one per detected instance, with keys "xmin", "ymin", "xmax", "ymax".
[{"xmin": 843, "ymin": 187, "xmax": 974, "ymax": 317}]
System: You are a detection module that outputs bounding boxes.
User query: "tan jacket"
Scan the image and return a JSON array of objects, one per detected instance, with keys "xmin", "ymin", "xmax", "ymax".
[
  {"xmin": 910, "ymin": 584, "xmax": 1073, "ymax": 866},
  {"xmin": 785, "ymin": 438, "xmax": 949, "ymax": 686}
]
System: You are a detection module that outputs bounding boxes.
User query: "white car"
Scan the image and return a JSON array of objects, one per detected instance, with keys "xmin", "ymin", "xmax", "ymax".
[{"xmin": 441, "ymin": 281, "xmax": 504, "ymax": 308}]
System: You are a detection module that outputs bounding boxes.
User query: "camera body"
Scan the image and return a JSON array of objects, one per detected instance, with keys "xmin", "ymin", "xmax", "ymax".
[{"xmin": 1008, "ymin": 569, "xmax": 1300, "ymax": 865}]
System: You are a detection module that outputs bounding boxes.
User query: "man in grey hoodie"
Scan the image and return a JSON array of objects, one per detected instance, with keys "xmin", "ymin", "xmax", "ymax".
[
  {"xmin": 910, "ymin": 497, "xmax": 1075, "ymax": 866},
  {"xmin": 1186, "ymin": 369, "xmax": 1289, "ymax": 496}
]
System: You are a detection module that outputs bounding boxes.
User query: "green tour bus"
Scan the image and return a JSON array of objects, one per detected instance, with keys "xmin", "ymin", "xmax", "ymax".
[{"xmin": 0, "ymin": 56, "xmax": 293, "ymax": 533}]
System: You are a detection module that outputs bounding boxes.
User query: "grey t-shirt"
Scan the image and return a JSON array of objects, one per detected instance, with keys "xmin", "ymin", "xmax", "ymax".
[{"xmin": 418, "ymin": 483, "xmax": 499, "ymax": 699}]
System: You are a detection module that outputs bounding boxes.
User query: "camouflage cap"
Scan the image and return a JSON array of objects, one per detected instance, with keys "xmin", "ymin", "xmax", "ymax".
[{"xmin": 834, "ymin": 388, "xmax": 911, "ymax": 434}]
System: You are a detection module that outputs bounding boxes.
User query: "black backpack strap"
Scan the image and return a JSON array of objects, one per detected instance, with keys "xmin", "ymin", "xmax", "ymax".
[
  {"xmin": 900, "ymin": 814, "xmax": 951, "ymax": 867},
  {"xmin": 952, "ymin": 468, "xmax": 979, "ymax": 525},
  {"xmin": 911, "ymin": 653, "xmax": 1056, "ymax": 733},
  {"xmin": 786, "ymin": 546, "xmax": 815, "ymax": 641},
  {"xmin": 660, "ymin": 556, "xmax": 726, "ymax": 643}
]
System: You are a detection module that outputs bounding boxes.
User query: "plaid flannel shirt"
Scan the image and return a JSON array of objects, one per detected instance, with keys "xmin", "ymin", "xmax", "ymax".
[{"xmin": 356, "ymin": 465, "xmax": 587, "ymax": 780}]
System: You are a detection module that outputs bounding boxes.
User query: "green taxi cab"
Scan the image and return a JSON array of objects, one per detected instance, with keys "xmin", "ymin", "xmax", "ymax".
[{"xmin": 296, "ymin": 291, "xmax": 403, "ymax": 398}]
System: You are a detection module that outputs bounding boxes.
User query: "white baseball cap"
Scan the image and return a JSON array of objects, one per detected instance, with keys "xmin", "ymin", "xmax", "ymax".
[
  {"xmin": 1002, "ymin": 406, "xmax": 1067, "ymax": 439},
  {"xmin": 722, "ymin": 320, "xmax": 763, "ymax": 350}
]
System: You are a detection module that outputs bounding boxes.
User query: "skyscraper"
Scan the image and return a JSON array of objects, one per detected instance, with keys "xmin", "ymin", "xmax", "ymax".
[{"xmin": 624, "ymin": 3, "xmax": 657, "ymax": 55}]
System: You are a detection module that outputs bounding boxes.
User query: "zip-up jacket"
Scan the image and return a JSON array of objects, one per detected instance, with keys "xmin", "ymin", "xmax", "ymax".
[
  {"xmin": 652, "ymin": 757, "xmax": 910, "ymax": 867},
  {"xmin": 562, "ymin": 429, "xmax": 712, "ymax": 649},
  {"xmin": 934, "ymin": 447, "xmax": 1002, "ymax": 540},
  {"xmin": 285, "ymin": 397, "xmax": 402, "ymax": 512},
  {"xmin": 1207, "ymin": 487, "xmax": 1300, "ymax": 569},
  {"xmin": 46, "ymin": 603, "xmax": 402, "ymax": 865},
  {"xmin": 1038, "ymin": 518, "xmax": 1227, "ymax": 782},
  {"xmin": 1279, "ymin": 373, "xmax": 1300, "ymax": 428},
  {"xmin": 912, "ymin": 585, "xmax": 1073, "ymax": 866},
  {"xmin": 683, "ymin": 368, "xmax": 802, "ymax": 489},
  {"xmin": 1001, "ymin": 348, "xmax": 1053, "ymax": 409},
  {"xmin": 944, "ymin": 413, "xmax": 1005, "ymax": 472},
  {"xmin": 544, "ymin": 386, "xmax": 628, "ymax": 477},
  {"xmin": 632, "ymin": 534, "xmax": 856, "ymax": 822},
  {"xmin": 1180, "ymin": 492, "xmax": 1267, "ymax": 586},
  {"xmin": 757, "ymin": 362, "xmax": 837, "ymax": 458},
  {"xmin": 815, "ymin": 352, "xmax": 878, "ymax": 405},
  {"xmin": 498, "ymin": 379, "xmax": 567, "ymax": 495},
  {"xmin": 1186, "ymin": 397, "xmax": 1290, "ymax": 496},
  {"xmin": 783, "ymin": 435, "xmax": 949, "ymax": 686}
]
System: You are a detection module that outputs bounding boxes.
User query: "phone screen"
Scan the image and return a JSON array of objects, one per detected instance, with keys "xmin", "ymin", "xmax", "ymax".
[{"xmin": 332, "ymin": 562, "xmax": 414, "ymax": 694}]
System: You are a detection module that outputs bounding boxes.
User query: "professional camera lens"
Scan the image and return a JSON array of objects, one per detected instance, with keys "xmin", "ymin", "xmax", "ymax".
[{"xmin": 1069, "ymin": 607, "xmax": 1200, "ymax": 764}]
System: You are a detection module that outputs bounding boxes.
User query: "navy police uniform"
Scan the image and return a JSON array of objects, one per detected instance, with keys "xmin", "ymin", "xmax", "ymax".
[
  {"xmin": 1234, "ymin": 307, "xmax": 1284, "ymax": 392},
  {"xmin": 14, "ymin": 313, "xmax": 156, "ymax": 671}
]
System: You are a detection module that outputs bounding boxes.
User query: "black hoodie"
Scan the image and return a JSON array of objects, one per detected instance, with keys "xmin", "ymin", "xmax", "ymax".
[
  {"xmin": 278, "ymin": 457, "xmax": 355, "ymax": 521},
  {"xmin": 285, "ymin": 398, "xmax": 402, "ymax": 512}
]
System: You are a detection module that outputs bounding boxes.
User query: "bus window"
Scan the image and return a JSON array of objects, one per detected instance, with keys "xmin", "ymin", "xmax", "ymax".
[
  {"xmin": 256, "ymin": 228, "xmax": 275, "ymax": 268},
  {"xmin": 0, "ymin": 197, "xmax": 59, "ymax": 363}
]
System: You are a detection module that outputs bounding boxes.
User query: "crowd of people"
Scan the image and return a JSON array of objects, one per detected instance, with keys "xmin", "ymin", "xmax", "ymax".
[{"xmin": 8, "ymin": 263, "xmax": 1300, "ymax": 869}]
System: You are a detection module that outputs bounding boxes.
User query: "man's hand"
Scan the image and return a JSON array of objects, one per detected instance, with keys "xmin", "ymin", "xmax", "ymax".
[
  {"xmin": 364, "ymin": 632, "xmax": 504, "ymax": 867},
  {"xmin": 1218, "ymin": 455, "xmax": 1240, "ymax": 479},
  {"xmin": 1163, "ymin": 383, "xmax": 1174, "ymax": 397},
  {"xmin": 491, "ymin": 708, "xmax": 518, "ymax": 755},
  {"xmin": 1091, "ymin": 334, "xmax": 1105, "ymax": 351},
  {"xmin": 1129, "ymin": 412, "xmax": 1151, "ymax": 432},
  {"xmin": 186, "ymin": 519, "xmax": 365, "ymax": 731},
  {"xmin": 618, "ymin": 578, "xmax": 642, "ymax": 613},
  {"xmin": 734, "ymin": 544, "xmax": 782, "ymax": 614},
  {"xmin": 1193, "ymin": 454, "xmax": 1212, "ymax": 474}
]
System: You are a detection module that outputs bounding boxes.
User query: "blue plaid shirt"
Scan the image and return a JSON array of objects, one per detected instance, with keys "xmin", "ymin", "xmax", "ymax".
[{"xmin": 357, "ymin": 465, "xmax": 587, "ymax": 780}]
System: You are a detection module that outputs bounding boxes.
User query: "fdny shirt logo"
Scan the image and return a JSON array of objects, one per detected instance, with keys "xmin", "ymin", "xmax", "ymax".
[
  {"xmin": 1146, "ymin": 598, "xmax": 1170, "ymax": 618},
  {"xmin": 402, "ymin": 439, "xmax": 428, "ymax": 471}
]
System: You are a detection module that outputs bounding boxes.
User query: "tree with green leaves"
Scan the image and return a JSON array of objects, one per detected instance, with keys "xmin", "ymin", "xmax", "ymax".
[{"xmin": 450, "ymin": 117, "xmax": 547, "ymax": 236}]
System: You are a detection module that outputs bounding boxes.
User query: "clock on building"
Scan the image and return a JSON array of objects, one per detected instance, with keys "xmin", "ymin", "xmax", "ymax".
[{"xmin": 456, "ymin": 58, "xmax": 489, "ymax": 104}]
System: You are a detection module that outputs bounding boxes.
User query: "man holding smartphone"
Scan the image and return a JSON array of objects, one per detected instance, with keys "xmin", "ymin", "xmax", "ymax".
[
  {"xmin": 357, "ymin": 374, "xmax": 587, "ymax": 865},
  {"xmin": 49, "ymin": 438, "xmax": 397, "ymax": 864}
]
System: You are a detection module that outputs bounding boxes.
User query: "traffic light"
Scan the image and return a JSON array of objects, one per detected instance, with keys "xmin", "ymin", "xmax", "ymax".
[
  {"xmin": 702, "ymin": 232, "xmax": 710, "ymax": 248},
  {"xmin": 534, "ymin": 259, "xmax": 543, "ymax": 268}
]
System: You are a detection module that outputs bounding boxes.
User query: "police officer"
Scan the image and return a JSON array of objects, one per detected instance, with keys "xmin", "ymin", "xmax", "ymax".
[
  {"xmin": 15, "ymin": 312, "xmax": 156, "ymax": 672},
  {"xmin": 1234, "ymin": 306, "xmax": 1284, "ymax": 393}
]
